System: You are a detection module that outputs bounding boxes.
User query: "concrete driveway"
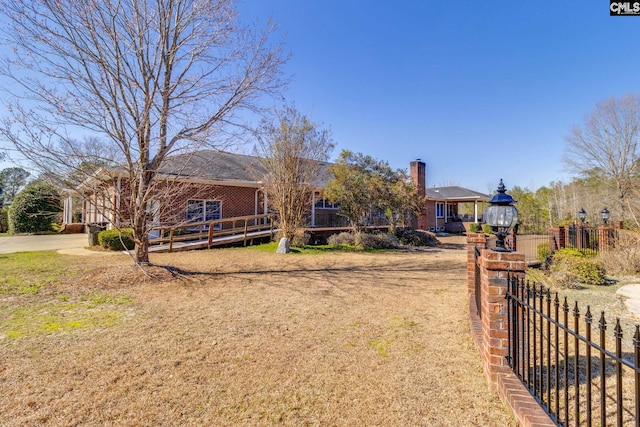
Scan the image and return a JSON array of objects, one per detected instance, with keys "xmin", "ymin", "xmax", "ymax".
[{"xmin": 0, "ymin": 234, "xmax": 89, "ymax": 254}]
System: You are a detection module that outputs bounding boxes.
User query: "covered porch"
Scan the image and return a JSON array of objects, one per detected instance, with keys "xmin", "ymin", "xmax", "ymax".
[{"xmin": 425, "ymin": 186, "xmax": 490, "ymax": 233}]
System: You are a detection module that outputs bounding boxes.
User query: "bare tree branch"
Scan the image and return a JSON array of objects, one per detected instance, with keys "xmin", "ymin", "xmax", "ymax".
[{"xmin": 0, "ymin": 0, "xmax": 287, "ymax": 263}]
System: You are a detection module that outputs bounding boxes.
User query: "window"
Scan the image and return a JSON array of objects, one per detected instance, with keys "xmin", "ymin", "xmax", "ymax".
[
  {"xmin": 187, "ymin": 200, "xmax": 222, "ymax": 229},
  {"xmin": 314, "ymin": 198, "xmax": 339, "ymax": 209},
  {"xmin": 436, "ymin": 202, "xmax": 444, "ymax": 218}
]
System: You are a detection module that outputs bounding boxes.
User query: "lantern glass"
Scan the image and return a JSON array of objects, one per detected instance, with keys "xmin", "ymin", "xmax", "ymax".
[
  {"xmin": 600, "ymin": 207, "xmax": 610, "ymax": 224},
  {"xmin": 485, "ymin": 205, "xmax": 517, "ymax": 229},
  {"xmin": 578, "ymin": 208, "xmax": 587, "ymax": 223}
]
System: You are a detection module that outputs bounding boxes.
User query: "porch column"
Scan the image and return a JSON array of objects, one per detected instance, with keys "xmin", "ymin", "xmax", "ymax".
[
  {"xmin": 474, "ymin": 200, "xmax": 479, "ymax": 223},
  {"xmin": 63, "ymin": 195, "xmax": 72, "ymax": 224},
  {"xmin": 311, "ymin": 192, "xmax": 316, "ymax": 227},
  {"xmin": 444, "ymin": 201, "xmax": 448, "ymax": 227},
  {"xmin": 263, "ymin": 191, "xmax": 268, "ymax": 224}
]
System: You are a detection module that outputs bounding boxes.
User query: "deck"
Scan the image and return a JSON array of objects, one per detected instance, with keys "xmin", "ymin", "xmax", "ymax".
[{"xmin": 147, "ymin": 214, "xmax": 275, "ymax": 253}]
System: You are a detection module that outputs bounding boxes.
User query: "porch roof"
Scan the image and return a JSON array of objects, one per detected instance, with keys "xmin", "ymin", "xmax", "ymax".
[{"xmin": 425, "ymin": 186, "xmax": 489, "ymax": 202}]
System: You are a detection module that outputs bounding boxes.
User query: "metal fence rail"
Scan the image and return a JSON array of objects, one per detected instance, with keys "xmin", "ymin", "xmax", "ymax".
[{"xmin": 506, "ymin": 275, "xmax": 640, "ymax": 426}]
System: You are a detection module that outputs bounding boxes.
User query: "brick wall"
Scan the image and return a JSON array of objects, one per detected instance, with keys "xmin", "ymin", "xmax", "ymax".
[
  {"xmin": 158, "ymin": 182, "xmax": 261, "ymax": 223},
  {"xmin": 467, "ymin": 234, "xmax": 555, "ymax": 426},
  {"xmin": 110, "ymin": 179, "xmax": 263, "ymax": 225}
]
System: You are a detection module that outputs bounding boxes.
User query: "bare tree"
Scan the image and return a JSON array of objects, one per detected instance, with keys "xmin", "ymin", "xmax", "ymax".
[
  {"xmin": 564, "ymin": 94, "xmax": 640, "ymax": 226},
  {"xmin": 0, "ymin": 0, "xmax": 287, "ymax": 264},
  {"xmin": 254, "ymin": 106, "xmax": 334, "ymax": 243}
]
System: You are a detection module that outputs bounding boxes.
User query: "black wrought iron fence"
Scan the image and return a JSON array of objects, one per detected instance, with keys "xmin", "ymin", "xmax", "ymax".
[
  {"xmin": 506, "ymin": 275, "xmax": 640, "ymax": 426},
  {"xmin": 474, "ymin": 246, "xmax": 481, "ymax": 318},
  {"xmin": 565, "ymin": 225, "xmax": 599, "ymax": 256}
]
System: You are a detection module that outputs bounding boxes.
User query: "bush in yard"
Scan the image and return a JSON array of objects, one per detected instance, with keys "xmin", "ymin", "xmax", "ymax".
[
  {"xmin": 598, "ymin": 229, "xmax": 640, "ymax": 275},
  {"xmin": 0, "ymin": 208, "xmax": 8, "ymax": 233},
  {"xmin": 98, "ymin": 228, "xmax": 135, "ymax": 251},
  {"xmin": 550, "ymin": 248, "xmax": 606, "ymax": 287},
  {"xmin": 328, "ymin": 231, "xmax": 356, "ymax": 247},
  {"xmin": 355, "ymin": 232, "xmax": 399, "ymax": 249},
  {"xmin": 328, "ymin": 231, "xmax": 399, "ymax": 249},
  {"xmin": 8, "ymin": 182, "xmax": 61, "ymax": 233},
  {"xmin": 537, "ymin": 242, "xmax": 551, "ymax": 262},
  {"xmin": 482, "ymin": 224, "xmax": 493, "ymax": 235},
  {"xmin": 395, "ymin": 229, "xmax": 439, "ymax": 247},
  {"xmin": 467, "ymin": 223, "xmax": 482, "ymax": 233}
]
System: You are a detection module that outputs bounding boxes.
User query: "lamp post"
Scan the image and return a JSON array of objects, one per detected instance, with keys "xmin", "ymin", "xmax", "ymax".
[
  {"xmin": 600, "ymin": 207, "xmax": 610, "ymax": 225},
  {"xmin": 578, "ymin": 208, "xmax": 587, "ymax": 224},
  {"xmin": 485, "ymin": 179, "xmax": 518, "ymax": 252}
]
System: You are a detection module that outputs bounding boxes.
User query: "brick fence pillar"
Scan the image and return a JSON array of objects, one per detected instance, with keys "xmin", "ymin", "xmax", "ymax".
[
  {"xmin": 548, "ymin": 226, "xmax": 564, "ymax": 252},
  {"xmin": 478, "ymin": 249, "xmax": 527, "ymax": 383},
  {"xmin": 598, "ymin": 225, "xmax": 614, "ymax": 252},
  {"xmin": 467, "ymin": 233, "xmax": 487, "ymax": 295}
]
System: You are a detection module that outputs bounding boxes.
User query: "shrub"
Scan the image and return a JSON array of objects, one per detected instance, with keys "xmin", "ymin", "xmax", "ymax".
[
  {"xmin": 572, "ymin": 258, "xmax": 607, "ymax": 286},
  {"xmin": 98, "ymin": 228, "xmax": 135, "ymax": 251},
  {"xmin": 328, "ymin": 231, "xmax": 399, "ymax": 249},
  {"xmin": 550, "ymin": 248, "xmax": 606, "ymax": 287},
  {"xmin": 8, "ymin": 182, "xmax": 61, "ymax": 233},
  {"xmin": 598, "ymin": 229, "xmax": 640, "ymax": 275},
  {"xmin": 0, "ymin": 208, "xmax": 8, "ymax": 233},
  {"xmin": 482, "ymin": 224, "xmax": 493, "ymax": 235},
  {"xmin": 395, "ymin": 229, "xmax": 439, "ymax": 247},
  {"xmin": 328, "ymin": 231, "xmax": 356, "ymax": 247},
  {"xmin": 467, "ymin": 223, "xmax": 482, "ymax": 233},
  {"xmin": 355, "ymin": 232, "xmax": 398, "ymax": 249},
  {"xmin": 536, "ymin": 242, "xmax": 551, "ymax": 262}
]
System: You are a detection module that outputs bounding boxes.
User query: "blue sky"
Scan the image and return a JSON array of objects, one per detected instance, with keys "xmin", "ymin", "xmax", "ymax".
[
  {"xmin": 0, "ymin": 2, "xmax": 637, "ymax": 194},
  {"xmin": 236, "ymin": 1, "xmax": 640, "ymax": 193}
]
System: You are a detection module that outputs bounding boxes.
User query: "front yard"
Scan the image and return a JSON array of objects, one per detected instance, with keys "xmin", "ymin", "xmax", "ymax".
[{"xmin": 0, "ymin": 242, "xmax": 514, "ymax": 426}]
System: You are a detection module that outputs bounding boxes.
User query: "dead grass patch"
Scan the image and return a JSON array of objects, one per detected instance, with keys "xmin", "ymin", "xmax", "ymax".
[{"xmin": 0, "ymin": 239, "xmax": 514, "ymax": 426}]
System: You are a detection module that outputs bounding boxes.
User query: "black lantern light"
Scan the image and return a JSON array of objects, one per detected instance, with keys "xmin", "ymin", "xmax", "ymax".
[
  {"xmin": 578, "ymin": 208, "xmax": 587, "ymax": 224},
  {"xmin": 600, "ymin": 207, "xmax": 610, "ymax": 225},
  {"xmin": 485, "ymin": 179, "xmax": 518, "ymax": 252}
]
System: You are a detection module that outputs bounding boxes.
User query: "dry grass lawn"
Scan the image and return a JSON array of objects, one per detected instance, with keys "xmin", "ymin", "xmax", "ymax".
[{"xmin": 0, "ymin": 237, "xmax": 514, "ymax": 426}]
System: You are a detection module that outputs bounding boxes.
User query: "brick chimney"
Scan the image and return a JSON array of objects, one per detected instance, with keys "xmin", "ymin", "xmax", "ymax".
[
  {"xmin": 410, "ymin": 159, "xmax": 426, "ymax": 197},
  {"xmin": 410, "ymin": 159, "xmax": 427, "ymax": 229}
]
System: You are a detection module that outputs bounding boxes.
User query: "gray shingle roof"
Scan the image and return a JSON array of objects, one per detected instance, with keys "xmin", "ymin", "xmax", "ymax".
[
  {"xmin": 159, "ymin": 150, "xmax": 333, "ymax": 188},
  {"xmin": 425, "ymin": 186, "xmax": 489, "ymax": 201}
]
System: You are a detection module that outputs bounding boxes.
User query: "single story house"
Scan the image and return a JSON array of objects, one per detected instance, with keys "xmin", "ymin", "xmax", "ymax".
[
  {"xmin": 410, "ymin": 160, "xmax": 489, "ymax": 232},
  {"xmin": 62, "ymin": 152, "xmax": 489, "ymax": 235},
  {"xmin": 62, "ymin": 150, "xmax": 339, "ymax": 231}
]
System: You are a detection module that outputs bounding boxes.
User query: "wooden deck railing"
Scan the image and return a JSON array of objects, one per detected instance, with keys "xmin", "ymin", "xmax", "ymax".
[{"xmin": 148, "ymin": 213, "xmax": 274, "ymax": 252}]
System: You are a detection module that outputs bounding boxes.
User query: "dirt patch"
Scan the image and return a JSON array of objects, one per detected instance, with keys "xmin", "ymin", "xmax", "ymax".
[{"xmin": 0, "ymin": 240, "xmax": 514, "ymax": 426}]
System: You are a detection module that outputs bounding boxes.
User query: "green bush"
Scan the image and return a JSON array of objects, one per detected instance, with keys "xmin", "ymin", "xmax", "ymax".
[
  {"xmin": 482, "ymin": 224, "xmax": 493, "ymax": 235},
  {"xmin": 573, "ymin": 259, "xmax": 607, "ymax": 286},
  {"xmin": 467, "ymin": 223, "xmax": 482, "ymax": 233},
  {"xmin": 537, "ymin": 242, "xmax": 551, "ymax": 262},
  {"xmin": 395, "ymin": 229, "xmax": 439, "ymax": 246},
  {"xmin": 0, "ymin": 208, "xmax": 8, "ymax": 233},
  {"xmin": 98, "ymin": 228, "xmax": 135, "ymax": 251},
  {"xmin": 8, "ymin": 182, "xmax": 61, "ymax": 233},
  {"xmin": 551, "ymin": 248, "xmax": 606, "ymax": 286}
]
